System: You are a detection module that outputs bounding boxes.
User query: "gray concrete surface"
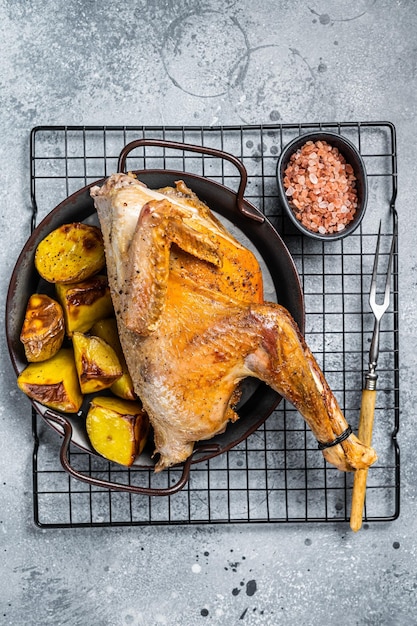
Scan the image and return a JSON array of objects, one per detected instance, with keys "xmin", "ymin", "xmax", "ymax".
[{"xmin": 1, "ymin": 1, "xmax": 416, "ymax": 624}]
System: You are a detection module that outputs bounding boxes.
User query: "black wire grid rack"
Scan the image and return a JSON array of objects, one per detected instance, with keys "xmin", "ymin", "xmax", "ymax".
[{"xmin": 28, "ymin": 122, "xmax": 399, "ymax": 528}]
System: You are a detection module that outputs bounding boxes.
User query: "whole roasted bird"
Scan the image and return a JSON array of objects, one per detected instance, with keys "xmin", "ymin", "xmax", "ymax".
[{"xmin": 91, "ymin": 173, "xmax": 376, "ymax": 472}]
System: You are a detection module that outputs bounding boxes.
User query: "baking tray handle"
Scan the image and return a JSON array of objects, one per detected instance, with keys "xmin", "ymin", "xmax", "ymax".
[
  {"xmin": 117, "ymin": 137, "xmax": 264, "ymax": 223},
  {"xmin": 44, "ymin": 410, "xmax": 221, "ymax": 496}
]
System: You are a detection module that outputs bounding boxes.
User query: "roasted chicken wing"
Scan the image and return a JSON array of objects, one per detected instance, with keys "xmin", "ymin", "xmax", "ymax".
[{"xmin": 91, "ymin": 173, "xmax": 377, "ymax": 472}]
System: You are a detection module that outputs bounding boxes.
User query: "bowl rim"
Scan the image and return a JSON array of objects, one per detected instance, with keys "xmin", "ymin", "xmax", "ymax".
[{"xmin": 276, "ymin": 130, "xmax": 368, "ymax": 241}]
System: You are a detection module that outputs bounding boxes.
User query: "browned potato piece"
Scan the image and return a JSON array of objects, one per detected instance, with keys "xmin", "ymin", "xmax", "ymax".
[
  {"xmin": 86, "ymin": 396, "xmax": 149, "ymax": 466},
  {"xmin": 91, "ymin": 318, "xmax": 136, "ymax": 400},
  {"xmin": 20, "ymin": 293, "xmax": 65, "ymax": 362},
  {"xmin": 17, "ymin": 348, "xmax": 83, "ymax": 413},
  {"xmin": 35, "ymin": 222, "xmax": 105, "ymax": 283},
  {"xmin": 55, "ymin": 275, "xmax": 114, "ymax": 337},
  {"xmin": 72, "ymin": 332, "xmax": 123, "ymax": 394}
]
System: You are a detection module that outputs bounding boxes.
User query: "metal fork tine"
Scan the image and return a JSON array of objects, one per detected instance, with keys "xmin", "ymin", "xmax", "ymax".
[
  {"xmin": 369, "ymin": 220, "xmax": 381, "ymax": 301},
  {"xmin": 368, "ymin": 221, "xmax": 396, "ymax": 379},
  {"xmin": 369, "ymin": 220, "xmax": 396, "ymax": 320},
  {"xmin": 384, "ymin": 221, "xmax": 397, "ymax": 303}
]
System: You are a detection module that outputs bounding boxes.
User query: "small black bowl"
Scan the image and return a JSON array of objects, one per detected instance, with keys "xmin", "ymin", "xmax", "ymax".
[{"xmin": 276, "ymin": 131, "xmax": 368, "ymax": 241}]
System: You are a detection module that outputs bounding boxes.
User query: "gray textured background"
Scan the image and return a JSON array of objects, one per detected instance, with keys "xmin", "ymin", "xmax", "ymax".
[{"xmin": 1, "ymin": 1, "xmax": 416, "ymax": 625}]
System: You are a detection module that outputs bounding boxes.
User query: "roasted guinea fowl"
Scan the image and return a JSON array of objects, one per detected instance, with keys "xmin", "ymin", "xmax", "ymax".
[{"xmin": 91, "ymin": 173, "xmax": 377, "ymax": 472}]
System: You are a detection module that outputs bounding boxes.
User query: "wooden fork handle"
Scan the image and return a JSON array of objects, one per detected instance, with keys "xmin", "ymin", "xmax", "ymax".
[{"xmin": 350, "ymin": 388, "xmax": 377, "ymax": 532}]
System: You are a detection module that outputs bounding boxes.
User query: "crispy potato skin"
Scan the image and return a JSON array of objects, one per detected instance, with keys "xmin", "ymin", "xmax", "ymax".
[
  {"xmin": 20, "ymin": 294, "xmax": 65, "ymax": 362},
  {"xmin": 86, "ymin": 396, "xmax": 149, "ymax": 465},
  {"xmin": 35, "ymin": 222, "xmax": 105, "ymax": 283},
  {"xmin": 72, "ymin": 332, "xmax": 123, "ymax": 394},
  {"xmin": 17, "ymin": 348, "xmax": 83, "ymax": 413},
  {"xmin": 91, "ymin": 318, "xmax": 136, "ymax": 400},
  {"xmin": 55, "ymin": 275, "xmax": 114, "ymax": 336}
]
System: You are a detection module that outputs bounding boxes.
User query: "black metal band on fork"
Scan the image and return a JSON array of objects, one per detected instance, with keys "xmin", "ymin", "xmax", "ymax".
[{"xmin": 317, "ymin": 425, "xmax": 353, "ymax": 450}]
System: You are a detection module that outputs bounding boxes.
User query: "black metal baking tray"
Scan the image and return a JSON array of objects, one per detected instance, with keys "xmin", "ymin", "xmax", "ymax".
[{"xmin": 27, "ymin": 122, "xmax": 399, "ymax": 527}]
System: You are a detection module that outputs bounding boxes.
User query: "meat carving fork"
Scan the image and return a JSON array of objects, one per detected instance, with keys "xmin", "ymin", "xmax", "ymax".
[{"xmin": 350, "ymin": 221, "xmax": 396, "ymax": 531}]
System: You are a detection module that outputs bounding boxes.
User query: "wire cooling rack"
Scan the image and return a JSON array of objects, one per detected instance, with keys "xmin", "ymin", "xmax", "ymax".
[{"xmin": 28, "ymin": 122, "xmax": 399, "ymax": 527}]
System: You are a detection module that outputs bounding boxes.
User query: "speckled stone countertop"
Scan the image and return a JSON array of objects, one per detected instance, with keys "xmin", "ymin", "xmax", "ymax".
[{"xmin": 1, "ymin": 1, "xmax": 416, "ymax": 625}]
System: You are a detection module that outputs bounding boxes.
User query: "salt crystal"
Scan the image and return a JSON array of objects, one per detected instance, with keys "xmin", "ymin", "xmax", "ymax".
[
  {"xmin": 337, "ymin": 223, "xmax": 346, "ymax": 232},
  {"xmin": 285, "ymin": 186, "xmax": 295, "ymax": 196},
  {"xmin": 340, "ymin": 205, "xmax": 348, "ymax": 213},
  {"xmin": 309, "ymin": 173, "xmax": 318, "ymax": 185},
  {"xmin": 318, "ymin": 225, "xmax": 327, "ymax": 234}
]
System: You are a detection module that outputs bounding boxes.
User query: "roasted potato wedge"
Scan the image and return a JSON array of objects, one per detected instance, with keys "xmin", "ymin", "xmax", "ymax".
[
  {"xmin": 55, "ymin": 275, "xmax": 114, "ymax": 337},
  {"xmin": 91, "ymin": 318, "xmax": 136, "ymax": 400},
  {"xmin": 86, "ymin": 396, "xmax": 149, "ymax": 466},
  {"xmin": 20, "ymin": 293, "xmax": 65, "ymax": 362},
  {"xmin": 72, "ymin": 332, "xmax": 123, "ymax": 394},
  {"xmin": 35, "ymin": 222, "xmax": 105, "ymax": 283},
  {"xmin": 17, "ymin": 348, "xmax": 83, "ymax": 413}
]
